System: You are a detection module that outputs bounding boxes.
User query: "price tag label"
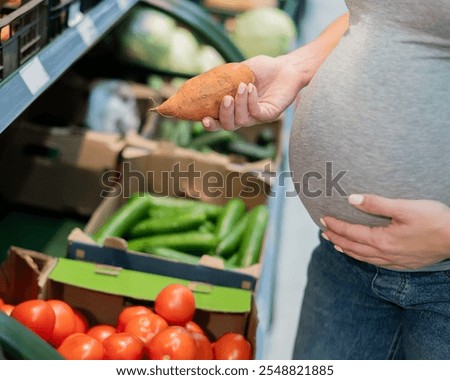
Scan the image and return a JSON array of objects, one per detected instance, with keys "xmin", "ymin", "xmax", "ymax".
[
  {"xmin": 76, "ymin": 15, "xmax": 98, "ymax": 47},
  {"xmin": 19, "ymin": 57, "xmax": 50, "ymax": 95},
  {"xmin": 116, "ymin": 0, "xmax": 130, "ymax": 10}
]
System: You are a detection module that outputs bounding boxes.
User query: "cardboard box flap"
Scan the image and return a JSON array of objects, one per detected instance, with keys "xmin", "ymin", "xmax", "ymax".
[
  {"xmin": 77, "ymin": 131, "xmax": 125, "ymax": 171},
  {"xmin": 67, "ymin": 237, "xmax": 258, "ymax": 291},
  {"xmin": 49, "ymin": 258, "xmax": 252, "ymax": 313},
  {"xmin": 0, "ymin": 247, "xmax": 57, "ymax": 304}
]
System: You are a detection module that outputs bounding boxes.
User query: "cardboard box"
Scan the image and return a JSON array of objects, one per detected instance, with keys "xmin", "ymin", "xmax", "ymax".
[
  {"xmin": 0, "ymin": 121, "xmax": 125, "ymax": 216},
  {"xmin": 140, "ymin": 113, "xmax": 283, "ymax": 175},
  {"xmin": 0, "ymin": 247, "xmax": 257, "ymax": 344},
  {"xmin": 67, "ymin": 141, "xmax": 271, "ymax": 290}
]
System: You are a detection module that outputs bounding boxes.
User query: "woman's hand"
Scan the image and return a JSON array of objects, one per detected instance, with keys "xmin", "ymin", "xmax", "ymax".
[
  {"xmin": 321, "ymin": 194, "xmax": 450, "ymax": 270},
  {"xmin": 202, "ymin": 55, "xmax": 306, "ymax": 131}
]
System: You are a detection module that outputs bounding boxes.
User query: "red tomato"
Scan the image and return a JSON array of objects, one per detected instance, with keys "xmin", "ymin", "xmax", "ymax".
[
  {"xmin": 87, "ymin": 324, "xmax": 117, "ymax": 343},
  {"xmin": 0, "ymin": 304, "xmax": 14, "ymax": 316},
  {"xmin": 185, "ymin": 320, "xmax": 205, "ymax": 335},
  {"xmin": 155, "ymin": 284, "xmax": 196, "ymax": 325},
  {"xmin": 116, "ymin": 305, "xmax": 153, "ymax": 332},
  {"xmin": 191, "ymin": 331, "xmax": 213, "ymax": 360},
  {"xmin": 11, "ymin": 300, "xmax": 55, "ymax": 341},
  {"xmin": 103, "ymin": 332, "xmax": 144, "ymax": 360},
  {"xmin": 214, "ymin": 332, "xmax": 252, "ymax": 360},
  {"xmin": 146, "ymin": 326, "xmax": 197, "ymax": 360},
  {"xmin": 57, "ymin": 333, "xmax": 104, "ymax": 360},
  {"xmin": 73, "ymin": 309, "xmax": 89, "ymax": 333},
  {"xmin": 47, "ymin": 299, "xmax": 77, "ymax": 347},
  {"xmin": 124, "ymin": 313, "xmax": 168, "ymax": 344}
]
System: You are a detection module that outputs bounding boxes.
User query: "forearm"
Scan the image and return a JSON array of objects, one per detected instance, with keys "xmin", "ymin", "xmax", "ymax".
[{"xmin": 283, "ymin": 13, "xmax": 349, "ymax": 86}]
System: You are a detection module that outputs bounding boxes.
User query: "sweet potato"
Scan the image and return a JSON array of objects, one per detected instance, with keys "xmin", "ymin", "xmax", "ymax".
[{"xmin": 151, "ymin": 63, "xmax": 255, "ymax": 121}]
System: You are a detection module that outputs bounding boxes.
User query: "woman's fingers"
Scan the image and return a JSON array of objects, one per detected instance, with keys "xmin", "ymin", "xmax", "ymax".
[
  {"xmin": 202, "ymin": 83, "xmax": 260, "ymax": 132},
  {"xmin": 202, "ymin": 117, "xmax": 221, "ymax": 131},
  {"xmin": 247, "ymin": 83, "xmax": 262, "ymax": 119},
  {"xmin": 219, "ymin": 95, "xmax": 237, "ymax": 131},
  {"xmin": 234, "ymin": 83, "xmax": 251, "ymax": 127}
]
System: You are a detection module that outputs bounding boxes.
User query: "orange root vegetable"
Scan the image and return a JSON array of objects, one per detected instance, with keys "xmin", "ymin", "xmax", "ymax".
[
  {"xmin": 151, "ymin": 63, "xmax": 255, "ymax": 121},
  {"xmin": 1, "ymin": 26, "xmax": 11, "ymax": 43}
]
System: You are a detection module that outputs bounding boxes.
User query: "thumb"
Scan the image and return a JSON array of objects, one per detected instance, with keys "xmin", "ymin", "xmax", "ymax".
[{"xmin": 348, "ymin": 194, "xmax": 402, "ymax": 218}]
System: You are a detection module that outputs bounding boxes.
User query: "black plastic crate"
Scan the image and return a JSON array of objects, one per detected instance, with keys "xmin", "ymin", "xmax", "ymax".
[
  {"xmin": 47, "ymin": 0, "xmax": 101, "ymax": 40},
  {"xmin": 47, "ymin": 0, "xmax": 76, "ymax": 39},
  {"xmin": 0, "ymin": 0, "xmax": 48, "ymax": 82},
  {"xmin": 79, "ymin": 0, "xmax": 101, "ymax": 13}
]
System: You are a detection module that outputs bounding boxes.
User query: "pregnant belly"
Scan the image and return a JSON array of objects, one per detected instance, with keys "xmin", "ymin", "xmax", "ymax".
[{"xmin": 288, "ymin": 50, "xmax": 450, "ymax": 228}]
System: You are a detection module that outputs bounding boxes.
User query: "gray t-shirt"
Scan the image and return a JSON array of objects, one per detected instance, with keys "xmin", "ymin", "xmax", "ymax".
[{"xmin": 289, "ymin": 0, "xmax": 450, "ymax": 271}]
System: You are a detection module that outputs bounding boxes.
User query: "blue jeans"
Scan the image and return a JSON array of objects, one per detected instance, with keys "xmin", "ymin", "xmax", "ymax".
[{"xmin": 293, "ymin": 234, "xmax": 450, "ymax": 359}]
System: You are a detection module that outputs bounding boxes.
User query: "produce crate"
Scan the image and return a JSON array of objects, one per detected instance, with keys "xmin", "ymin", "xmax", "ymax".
[
  {"xmin": 67, "ymin": 140, "xmax": 271, "ymax": 290},
  {"xmin": 0, "ymin": 246, "xmax": 257, "ymax": 350},
  {"xmin": 0, "ymin": 120, "xmax": 125, "ymax": 216},
  {"xmin": 47, "ymin": 0, "xmax": 78, "ymax": 39},
  {"xmin": 47, "ymin": 0, "xmax": 101, "ymax": 40},
  {"xmin": 0, "ymin": 74, "xmax": 158, "ymax": 215},
  {"xmin": 141, "ymin": 113, "xmax": 283, "ymax": 175},
  {"xmin": 0, "ymin": 0, "xmax": 48, "ymax": 82},
  {"xmin": 79, "ymin": 0, "xmax": 101, "ymax": 13}
]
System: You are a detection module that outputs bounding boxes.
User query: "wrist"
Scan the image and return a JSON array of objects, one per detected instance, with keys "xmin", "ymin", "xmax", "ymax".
[{"xmin": 282, "ymin": 40, "xmax": 331, "ymax": 87}]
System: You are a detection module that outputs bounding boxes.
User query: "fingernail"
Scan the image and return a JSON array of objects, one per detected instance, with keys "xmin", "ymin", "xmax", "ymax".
[
  {"xmin": 334, "ymin": 245, "xmax": 344, "ymax": 253},
  {"xmin": 321, "ymin": 232, "xmax": 329, "ymax": 241},
  {"xmin": 202, "ymin": 118, "xmax": 210, "ymax": 129},
  {"xmin": 248, "ymin": 83, "xmax": 253, "ymax": 94},
  {"xmin": 237, "ymin": 82, "xmax": 246, "ymax": 95},
  {"xmin": 319, "ymin": 218, "xmax": 327, "ymax": 228},
  {"xmin": 349, "ymin": 194, "xmax": 364, "ymax": 205},
  {"xmin": 224, "ymin": 97, "xmax": 232, "ymax": 108}
]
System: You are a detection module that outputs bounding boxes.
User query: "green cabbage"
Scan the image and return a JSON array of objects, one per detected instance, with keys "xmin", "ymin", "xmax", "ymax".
[
  {"xmin": 119, "ymin": 7, "xmax": 228, "ymax": 75},
  {"xmin": 163, "ymin": 27, "xmax": 200, "ymax": 75},
  {"xmin": 197, "ymin": 45, "xmax": 226, "ymax": 73},
  {"xmin": 230, "ymin": 7, "xmax": 297, "ymax": 58},
  {"xmin": 119, "ymin": 8, "xmax": 176, "ymax": 69}
]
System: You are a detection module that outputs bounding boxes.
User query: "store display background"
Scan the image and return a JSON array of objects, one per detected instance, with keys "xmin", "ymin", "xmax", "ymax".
[{"xmin": 264, "ymin": 0, "xmax": 347, "ymax": 359}]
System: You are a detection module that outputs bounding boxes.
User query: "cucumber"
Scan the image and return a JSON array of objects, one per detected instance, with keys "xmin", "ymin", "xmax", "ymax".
[
  {"xmin": 0, "ymin": 312, "xmax": 63, "ymax": 360},
  {"xmin": 148, "ymin": 247, "xmax": 200, "ymax": 265},
  {"xmin": 198, "ymin": 220, "xmax": 216, "ymax": 233},
  {"xmin": 215, "ymin": 213, "xmax": 249, "ymax": 258},
  {"xmin": 174, "ymin": 120, "xmax": 192, "ymax": 147},
  {"xmin": 93, "ymin": 194, "xmax": 151, "ymax": 244},
  {"xmin": 257, "ymin": 127, "xmax": 276, "ymax": 145},
  {"xmin": 148, "ymin": 247, "xmax": 237, "ymax": 269},
  {"xmin": 148, "ymin": 195, "xmax": 223, "ymax": 219},
  {"xmin": 237, "ymin": 205, "xmax": 269, "ymax": 267},
  {"xmin": 127, "ymin": 232, "xmax": 218, "ymax": 254},
  {"xmin": 199, "ymin": 146, "xmax": 213, "ymax": 154},
  {"xmin": 227, "ymin": 140, "xmax": 277, "ymax": 161},
  {"xmin": 148, "ymin": 206, "xmax": 199, "ymax": 219},
  {"xmin": 225, "ymin": 253, "xmax": 240, "ymax": 268},
  {"xmin": 147, "ymin": 75, "xmax": 165, "ymax": 91},
  {"xmin": 129, "ymin": 210, "xmax": 207, "ymax": 238},
  {"xmin": 159, "ymin": 119, "xmax": 174, "ymax": 141},
  {"xmin": 190, "ymin": 130, "xmax": 237, "ymax": 150},
  {"xmin": 215, "ymin": 198, "xmax": 246, "ymax": 240},
  {"xmin": 191, "ymin": 121, "xmax": 206, "ymax": 137}
]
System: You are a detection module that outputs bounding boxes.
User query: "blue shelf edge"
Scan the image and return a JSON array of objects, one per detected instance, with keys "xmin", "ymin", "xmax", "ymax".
[{"xmin": 0, "ymin": 0, "xmax": 138, "ymax": 133}]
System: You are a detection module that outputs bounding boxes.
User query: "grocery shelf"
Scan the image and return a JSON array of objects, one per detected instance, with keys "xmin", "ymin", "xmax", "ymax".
[{"xmin": 0, "ymin": 0, "xmax": 138, "ymax": 133}]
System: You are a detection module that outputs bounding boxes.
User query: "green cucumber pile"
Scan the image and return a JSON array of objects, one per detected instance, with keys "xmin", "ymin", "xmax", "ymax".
[
  {"xmin": 92, "ymin": 194, "xmax": 269, "ymax": 269},
  {"xmin": 157, "ymin": 118, "xmax": 277, "ymax": 162}
]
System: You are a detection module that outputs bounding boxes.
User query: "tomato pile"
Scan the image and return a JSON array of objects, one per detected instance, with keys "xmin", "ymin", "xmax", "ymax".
[{"xmin": 0, "ymin": 284, "xmax": 253, "ymax": 360}]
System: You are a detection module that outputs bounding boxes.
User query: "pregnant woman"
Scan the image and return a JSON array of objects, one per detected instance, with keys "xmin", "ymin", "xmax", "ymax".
[{"xmin": 202, "ymin": 0, "xmax": 450, "ymax": 359}]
